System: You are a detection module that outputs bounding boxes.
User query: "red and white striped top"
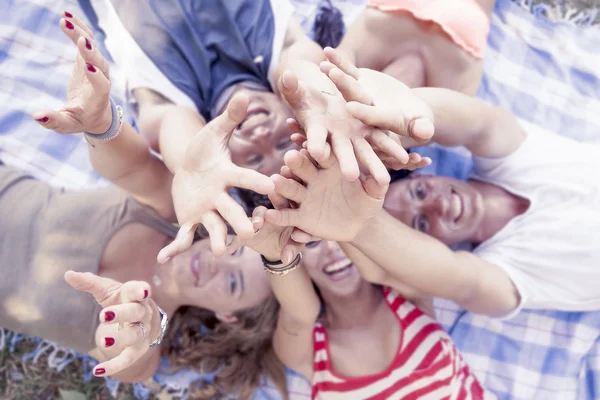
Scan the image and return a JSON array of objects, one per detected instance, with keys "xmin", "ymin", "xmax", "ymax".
[{"xmin": 311, "ymin": 289, "xmax": 492, "ymax": 400}]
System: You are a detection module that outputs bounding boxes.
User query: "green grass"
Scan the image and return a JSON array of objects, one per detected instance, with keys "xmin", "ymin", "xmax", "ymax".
[{"xmin": 0, "ymin": 333, "xmax": 136, "ymax": 400}]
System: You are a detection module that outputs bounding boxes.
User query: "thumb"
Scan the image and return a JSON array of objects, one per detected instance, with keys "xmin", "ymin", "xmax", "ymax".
[
  {"xmin": 157, "ymin": 223, "xmax": 196, "ymax": 263},
  {"xmin": 64, "ymin": 270, "xmax": 120, "ymax": 305},
  {"xmin": 33, "ymin": 109, "xmax": 81, "ymax": 135}
]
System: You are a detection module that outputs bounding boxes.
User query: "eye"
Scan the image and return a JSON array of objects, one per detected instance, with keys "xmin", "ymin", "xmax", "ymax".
[
  {"xmin": 229, "ymin": 272, "xmax": 238, "ymax": 295},
  {"xmin": 276, "ymin": 137, "xmax": 293, "ymax": 150},
  {"xmin": 306, "ymin": 241, "xmax": 321, "ymax": 248},
  {"xmin": 416, "ymin": 215, "xmax": 430, "ymax": 233},
  {"xmin": 415, "ymin": 182, "xmax": 426, "ymax": 200},
  {"xmin": 246, "ymin": 154, "xmax": 263, "ymax": 166}
]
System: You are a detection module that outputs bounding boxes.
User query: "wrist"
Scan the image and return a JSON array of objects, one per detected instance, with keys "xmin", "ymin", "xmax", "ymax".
[
  {"xmin": 87, "ymin": 101, "xmax": 114, "ymax": 135},
  {"xmin": 349, "ymin": 210, "xmax": 384, "ymax": 247}
]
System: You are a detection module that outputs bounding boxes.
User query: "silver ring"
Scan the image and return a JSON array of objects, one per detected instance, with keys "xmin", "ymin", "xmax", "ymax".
[{"xmin": 130, "ymin": 322, "xmax": 147, "ymax": 341}]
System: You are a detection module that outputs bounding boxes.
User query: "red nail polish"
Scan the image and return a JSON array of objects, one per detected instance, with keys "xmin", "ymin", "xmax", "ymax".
[
  {"xmin": 104, "ymin": 337, "xmax": 115, "ymax": 347},
  {"xmin": 65, "ymin": 20, "xmax": 74, "ymax": 30},
  {"xmin": 36, "ymin": 117, "xmax": 49, "ymax": 123},
  {"xmin": 104, "ymin": 311, "xmax": 115, "ymax": 322},
  {"xmin": 64, "ymin": 11, "xmax": 73, "ymax": 18},
  {"xmin": 86, "ymin": 63, "xmax": 96, "ymax": 73},
  {"xmin": 143, "ymin": 289, "xmax": 149, "ymax": 299},
  {"xmin": 94, "ymin": 368, "xmax": 106, "ymax": 376},
  {"xmin": 85, "ymin": 38, "xmax": 92, "ymax": 50}
]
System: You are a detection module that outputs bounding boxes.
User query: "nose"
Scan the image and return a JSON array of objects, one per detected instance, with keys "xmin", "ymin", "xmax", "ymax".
[
  {"xmin": 323, "ymin": 240, "xmax": 344, "ymax": 257},
  {"xmin": 422, "ymin": 194, "xmax": 448, "ymax": 218},
  {"xmin": 251, "ymin": 125, "xmax": 272, "ymax": 143}
]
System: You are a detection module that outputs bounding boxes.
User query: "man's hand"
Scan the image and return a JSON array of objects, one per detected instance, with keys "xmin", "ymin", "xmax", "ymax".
[
  {"xmin": 264, "ymin": 148, "xmax": 387, "ymax": 242},
  {"xmin": 158, "ymin": 94, "xmax": 274, "ymax": 261},
  {"xmin": 277, "ymin": 64, "xmax": 409, "ymax": 185},
  {"xmin": 320, "ymin": 47, "xmax": 435, "ymax": 145}
]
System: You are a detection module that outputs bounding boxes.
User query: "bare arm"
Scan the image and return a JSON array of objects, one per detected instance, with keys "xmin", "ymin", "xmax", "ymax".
[
  {"xmin": 269, "ymin": 260, "xmax": 320, "ymax": 380},
  {"xmin": 411, "ymin": 87, "xmax": 525, "ymax": 158},
  {"xmin": 87, "ymin": 121, "xmax": 175, "ymax": 220},
  {"xmin": 349, "ymin": 210, "xmax": 520, "ymax": 316}
]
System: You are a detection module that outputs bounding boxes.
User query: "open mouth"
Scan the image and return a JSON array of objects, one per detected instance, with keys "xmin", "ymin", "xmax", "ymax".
[
  {"xmin": 323, "ymin": 259, "xmax": 354, "ymax": 282},
  {"xmin": 450, "ymin": 188, "xmax": 464, "ymax": 223},
  {"xmin": 236, "ymin": 107, "xmax": 269, "ymax": 131}
]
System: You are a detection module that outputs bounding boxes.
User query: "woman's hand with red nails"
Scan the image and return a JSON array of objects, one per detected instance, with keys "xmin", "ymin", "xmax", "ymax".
[
  {"xmin": 33, "ymin": 14, "xmax": 112, "ymax": 135},
  {"xmin": 64, "ymin": 271, "xmax": 162, "ymax": 378}
]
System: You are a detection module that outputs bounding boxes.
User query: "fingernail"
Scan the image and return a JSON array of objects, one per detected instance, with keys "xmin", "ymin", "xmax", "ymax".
[
  {"xmin": 104, "ymin": 311, "xmax": 115, "ymax": 322},
  {"xmin": 94, "ymin": 367, "xmax": 106, "ymax": 376},
  {"xmin": 143, "ymin": 289, "xmax": 149, "ymax": 299},
  {"xmin": 36, "ymin": 116, "xmax": 49, "ymax": 123},
  {"xmin": 65, "ymin": 20, "xmax": 74, "ymax": 30},
  {"xmin": 85, "ymin": 38, "xmax": 92, "ymax": 50},
  {"xmin": 64, "ymin": 11, "xmax": 73, "ymax": 18},
  {"xmin": 86, "ymin": 63, "xmax": 96, "ymax": 73},
  {"xmin": 104, "ymin": 337, "xmax": 115, "ymax": 347}
]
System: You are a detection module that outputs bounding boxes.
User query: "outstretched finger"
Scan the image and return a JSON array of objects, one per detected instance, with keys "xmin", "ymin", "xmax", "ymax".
[
  {"xmin": 268, "ymin": 187, "xmax": 290, "ymax": 211},
  {"xmin": 328, "ymin": 67, "xmax": 373, "ymax": 105},
  {"xmin": 157, "ymin": 223, "xmax": 197, "ymax": 263},
  {"xmin": 60, "ymin": 17, "xmax": 89, "ymax": 47},
  {"xmin": 77, "ymin": 35, "xmax": 110, "ymax": 78},
  {"xmin": 202, "ymin": 211, "xmax": 228, "ymax": 256},
  {"xmin": 271, "ymin": 174, "xmax": 307, "ymax": 204},
  {"xmin": 323, "ymin": 47, "xmax": 360, "ymax": 79},
  {"xmin": 64, "ymin": 11, "xmax": 95, "ymax": 39},
  {"xmin": 93, "ymin": 345, "xmax": 146, "ymax": 377},
  {"xmin": 367, "ymin": 130, "xmax": 410, "ymax": 165},
  {"xmin": 216, "ymin": 193, "xmax": 254, "ymax": 239},
  {"xmin": 64, "ymin": 271, "xmax": 120, "ymax": 306},
  {"xmin": 227, "ymin": 165, "xmax": 275, "ymax": 194},
  {"xmin": 331, "ymin": 135, "xmax": 360, "ymax": 181},
  {"xmin": 284, "ymin": 150, "xmax": 319, "ymax": 184},
  {"xmin": 352, "ymin": 137, "xmax": 390, "ymax": 186},
  {"xmin": 195, "ymin": 93, "xmax": 248, "ymax": 144},
  {"xmin": 264, "ymin": 208, "xmax": 303, "ymax": 229}
]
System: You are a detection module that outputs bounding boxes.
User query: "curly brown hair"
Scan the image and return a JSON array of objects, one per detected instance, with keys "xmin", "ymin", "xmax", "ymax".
[{"xmin": 162, "ymin": 295, "xmax": 287, "ymax": 400}]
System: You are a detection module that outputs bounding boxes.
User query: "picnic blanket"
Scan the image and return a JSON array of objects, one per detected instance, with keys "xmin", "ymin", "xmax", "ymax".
[{"xmin": 1, "ymin": 0, "xmax": 600, "ymax": 399}]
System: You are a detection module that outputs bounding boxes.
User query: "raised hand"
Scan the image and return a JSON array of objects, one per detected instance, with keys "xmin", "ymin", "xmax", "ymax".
[
  {"xmin": 277, "ymin": 67, "xmax": 408, "ymax": 185},
  {"xmin": 320, "ymin": 47, "xmax": 435, "ymax": 145},
  {"xmin": 64, "ymin": 271, "xmax": 161, "ymax": 377},
  {"xmin": 226, "ymin": 206, "xmax": 300, "ymax": 264},
  {"xmin": 264, "ymin": 148, "xmax": 387, "ymax": 242},
  {"xmin": 288, "ymin": 119, "xmax": 431, "ymax": 172},
  {"xmin": 158, "ymin": 93, "xmax": 274, "ymax": 262},
  {"xmin": 33, "ymin": 13, "xmax": 112, "ymax": 134}
]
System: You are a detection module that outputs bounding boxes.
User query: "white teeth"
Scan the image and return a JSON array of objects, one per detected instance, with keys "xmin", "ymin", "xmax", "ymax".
[
  {"xmin": 451, "ymin": 193, "xmax": 463, "ymax": 222},
  {"xmin": 325, "ymin": 260, "xmax": 351, "ymax": 274},
  {"xmin": 193, "ymin": 258, "xmax": 200, "ymax": 273}
]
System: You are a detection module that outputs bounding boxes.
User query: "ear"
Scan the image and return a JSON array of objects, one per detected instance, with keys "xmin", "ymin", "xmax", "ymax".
[{"xmin": 215, "ymin": 312, "xmax": 238, "ymax": 323}]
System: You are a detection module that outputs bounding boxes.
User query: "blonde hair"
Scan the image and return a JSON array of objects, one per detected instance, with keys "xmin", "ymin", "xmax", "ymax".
[{"xmin": 162, "ymin": 296, "xmax": 287, "ymax": 399}]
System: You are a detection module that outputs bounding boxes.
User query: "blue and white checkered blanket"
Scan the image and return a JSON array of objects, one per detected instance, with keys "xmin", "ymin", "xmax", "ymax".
[{"xmin": 1, "ymin": 0, "xmax": 599, "ymax": 399}]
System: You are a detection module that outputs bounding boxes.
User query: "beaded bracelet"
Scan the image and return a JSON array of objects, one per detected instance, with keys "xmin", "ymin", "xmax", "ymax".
[{"xmin": 84, "ymin": 97, "xmax": 124, "ymax": 142}]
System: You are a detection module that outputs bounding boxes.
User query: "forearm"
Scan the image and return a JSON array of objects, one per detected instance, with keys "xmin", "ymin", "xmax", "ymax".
[
  {"xmin": 350, "ymin": 210, "xmax": 519, "ymax": 315},
  {"xmin": 267, "ymin": 261, "xmax": 320, "ymax": 326},
  {"xmin": 350, "ymin": 210, "xmax": 478, "ymax": 304},
  {"xmin": 157, "ymin": 106, "xmax": 208, "ymax": 173},
  {"xmin": 87, "ymin": 122, "xmax": 156, "ymax": 183},
  {"xmin": 411, "ymin": 87, "xmax": 522, "ymax": 157}
]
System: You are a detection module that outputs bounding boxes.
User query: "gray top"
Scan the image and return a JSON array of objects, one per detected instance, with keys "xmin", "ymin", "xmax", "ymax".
[{"xmin": 0, "ymin": 162, "xmax": 177, "ymax": 353}]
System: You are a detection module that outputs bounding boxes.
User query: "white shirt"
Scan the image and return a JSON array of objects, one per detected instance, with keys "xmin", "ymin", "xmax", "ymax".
[{"xmin": 472, "ymin": 120, "xmax": 600, "ymax": 317}]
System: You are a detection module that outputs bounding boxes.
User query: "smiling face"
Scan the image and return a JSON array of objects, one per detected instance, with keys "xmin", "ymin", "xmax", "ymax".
[
  {"xmin": 383, "ymin": 174, "xmax": 485, "ymax": 245},
  {"xmin": 168, "ymin": 236, "xmax": 271, "ymax": 316},
  {"xmin": 301, "ymin": 240, "xmax": 365, "ymax": 298},
  {"xmin": 227, "ymin": 87, "xmax": 298, "ymax": 177}
]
